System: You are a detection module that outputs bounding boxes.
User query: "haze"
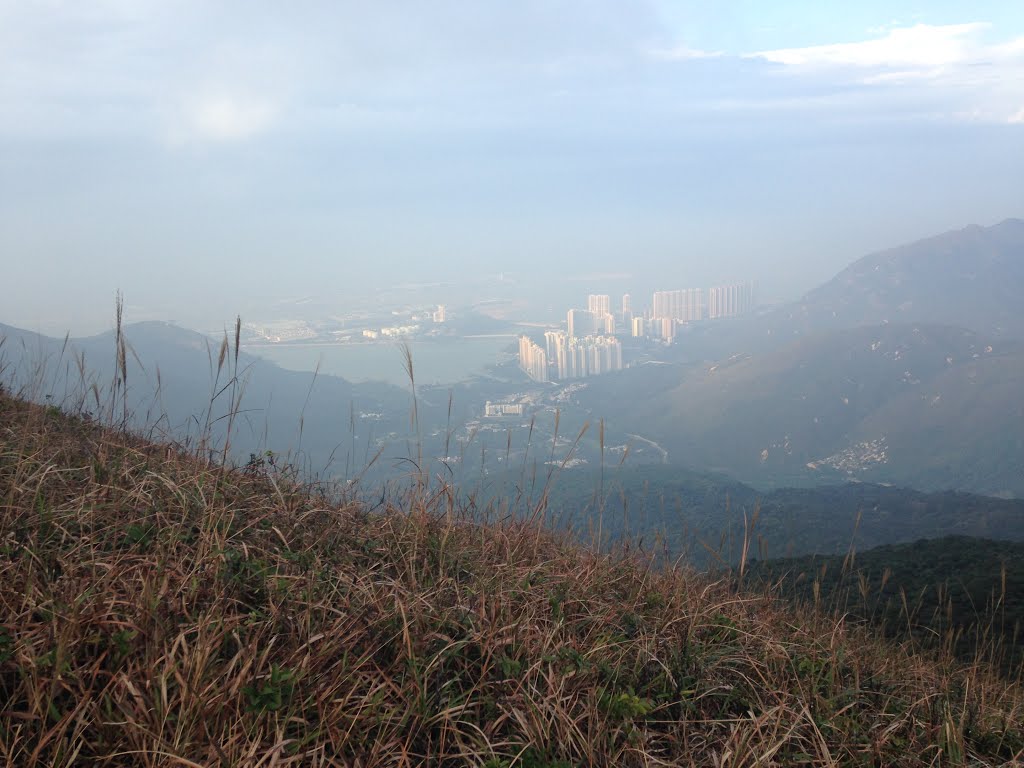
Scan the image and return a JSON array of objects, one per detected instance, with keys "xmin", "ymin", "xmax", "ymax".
[{"xmin": 2, "ymin": 1, "xmax": 1023, "ymax": 335}]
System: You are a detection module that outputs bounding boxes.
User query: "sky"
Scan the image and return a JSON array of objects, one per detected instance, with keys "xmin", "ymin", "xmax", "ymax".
[{"xmin": 1, "ymin": 1, "xmax": 1023, "ymax": 334}]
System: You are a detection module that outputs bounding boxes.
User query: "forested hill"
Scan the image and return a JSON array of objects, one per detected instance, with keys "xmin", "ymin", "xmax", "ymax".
[
  {"xmin": 749, "ymin": 536, "xmax": 1024, "ymax": 675},
  {"xmin": 495, "ymin": 465, "xmax": 1024, "ymax": 566}
]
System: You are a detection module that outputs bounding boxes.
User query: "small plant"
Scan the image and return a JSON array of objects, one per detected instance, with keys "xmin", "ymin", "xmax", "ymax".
[
  {"xmin": 244, "ymin": 664, "xmax": 295, "ymax": 713},
  {"xmin": 599, "ymin": 688, "xmax": 654, "ymax": 721},
  {"xmin": 498, "ymin": 654, "xmax": 523, "ymax": 679}
]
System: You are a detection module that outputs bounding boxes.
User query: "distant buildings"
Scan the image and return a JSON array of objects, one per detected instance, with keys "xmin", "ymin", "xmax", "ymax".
[
  {"xmin": 566, "ymin": 309, "xmax": 597, "ymax": 339},
  {"xmin": 527, "ymin": 281, "xmax": 753, "ymax": 379},
  {"xmin": 652, "ymin": 288, "xmax": 705, "ymax": 323},
  {"xmin": 432, "ymin": 304, "xmax": 447, "ymax": 323},
  {"xmin": 518, "ymin": 336, "xmax": 549, "ymax": 382},
  {"xmin": 484, "ymin": 401, "xmax": 524, "ymax": 417},
  {"xmin": 527, "ymin": 330, "xmax": 622, "ymax": 380},
  {"xmin": 708, "ymin": 283, "xmax": 754, "ymax": 319},
  {"xmin": 587, "ymin": 294, "xmax": 611, "ymax": 315},
  {"xmin": 651, "ymin": 317, "xmax": 678, "ymax": 342},
  {"xmin": 380, "ymin": 324, "xmax": 420, "ymax": 338}
]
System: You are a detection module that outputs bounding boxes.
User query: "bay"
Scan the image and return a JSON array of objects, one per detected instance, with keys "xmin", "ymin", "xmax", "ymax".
[{"xmin": 245, "ymin": 336, "xmax": 516, "ymax": 387}]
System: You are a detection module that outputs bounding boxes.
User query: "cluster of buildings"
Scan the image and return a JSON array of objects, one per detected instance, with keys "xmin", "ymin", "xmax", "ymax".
[
  {"xmin": 359, "ymin": 305, "xmax": 447, "ymax": 341},
  {"xmin": 518, "ymin": 283, "xmax": 754, "ymax": 382},
  {"xmin": 544, "ymin": 331, "xmax": 623, "ymax": 379},
  {"xmin": 518, "ymin": 327, "xmax": 624, "ymax": 383},
  {"xmin": 630, "ymin": 283, "xmax": 755, "ymax": 342}
]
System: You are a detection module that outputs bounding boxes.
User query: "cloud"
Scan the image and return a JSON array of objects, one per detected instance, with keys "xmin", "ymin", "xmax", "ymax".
[
  {"xmin": 187, "ymin": 95, "xmax": 278, "ymax": 141},
  {"xmin": 742, "ymin": 23, "xmax": 1024, "ymax": 125},
  {"xmin": 750, "ymin": 23, "xmax": 991, "ymax": 69},
  {"xmin": 1009, "ymin": 107, "xmax": 1024, "ymax": 124}
]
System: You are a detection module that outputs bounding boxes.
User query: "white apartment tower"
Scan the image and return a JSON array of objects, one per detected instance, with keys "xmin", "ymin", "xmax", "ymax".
[
  {"xmin": 652, "ymin": 288, "xmax": 706, "ymax": 323},
  {"xmin": 587, "ymin": 294, "xmax": 611, "ymax": 315},
  {"xmin": 708, "ymin": 283, "xmax": 755, "ymax": 319},
  {"xmin": 518, "ymin": 336, "xmax": 549, "ymax": 382}
]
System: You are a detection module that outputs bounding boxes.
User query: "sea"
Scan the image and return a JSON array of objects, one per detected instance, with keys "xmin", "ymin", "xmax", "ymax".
[{"xmin": 245, "ymin": 336, "xmax": 517, "ymax": 387}]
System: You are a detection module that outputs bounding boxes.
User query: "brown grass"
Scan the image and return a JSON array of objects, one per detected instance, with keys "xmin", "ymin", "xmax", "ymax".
[{"xmin": 2, "ymin": 388, "xmax": 1023, "ymax": 766}]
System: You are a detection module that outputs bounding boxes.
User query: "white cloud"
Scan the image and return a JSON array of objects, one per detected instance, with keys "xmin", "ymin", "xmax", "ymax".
[
  {"xmin": 751, "ymin": 23, "xmax": 990, "ymax": 69},
  {"xmin": 1009, "ymin": 106, "xmax": 1024, "ymax": 124},
  {"xmin": 188, "ymin": 95, "xmax": 278, "ymax": 141},
  {"xmin": 744, "ymin": 23, "xmax": 1024, "ymax": 125}
]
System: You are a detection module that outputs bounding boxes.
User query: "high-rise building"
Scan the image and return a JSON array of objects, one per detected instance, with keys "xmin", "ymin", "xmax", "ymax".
[
  {"xmin": 631, "ymin": 316, "xmax": 645, "ymax": 338},
  {"xmin": 652, "ymin": 288, "xmax": 706, "ymax": 323},
  {"xmin": 708, "ymin": 283, "xmax": 755, "ymax": 319},
  {"xmin": 541, "ymin": 331, "xmax": 622, "ymax": 379},
  {"xmin": 621, "ymin": 293, "xmax": 632, "ymax": 315},
  {"xmin": 567, "ymin": 309, "xmax": 598, "ymax": 339},
  {"xmin": 587, "ymin": 294, "xmax": 611, "ymax": 315},
  {"xmin": 653, "ymin": 317, "xmax": 677, "ymax": 342},
  {"xmin": 544, "ymin": 330, "xmax": 560, "ymax": 361},
  {"xmin": 432, "ymin": 304, "xmax": 446, "ymax": 323},
  {"xmin": 518, "ymin": 336, "xmax": 549, "ymax": 382}
]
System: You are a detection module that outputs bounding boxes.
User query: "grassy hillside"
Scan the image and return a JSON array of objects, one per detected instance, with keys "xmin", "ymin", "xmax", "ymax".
[
  {"xmin": 597, "ymin": 323, "xmax": 1024, "ymax": 496},
  {"xmin": 2, "ymin": 389, "xmax": 1024, "ymax": 766},
  {"xmin": 749, "ymin": 537, "xmax": 1024, "ymax": 675}
]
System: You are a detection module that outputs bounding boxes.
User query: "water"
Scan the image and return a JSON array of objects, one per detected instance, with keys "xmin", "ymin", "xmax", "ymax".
[{"xmin": 246, "ymin": 336, "xmax": 516, "ymax": 387}]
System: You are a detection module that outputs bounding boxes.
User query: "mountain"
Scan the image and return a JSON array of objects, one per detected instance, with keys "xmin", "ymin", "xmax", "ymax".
[
  {"xmin": 765, "ymin": 218, "xmax": 1024, "ymax": 342},
  {"xmin": 589, "ymin": 220, "xmax": 1024, "ymax": 495},
  {"xmin": 0, "ymin": 320, "xmax": 413, "ymax": 480},
  {"xmin": 604, "ymin": 323, "xmax": 1024, "ymax": 495}
]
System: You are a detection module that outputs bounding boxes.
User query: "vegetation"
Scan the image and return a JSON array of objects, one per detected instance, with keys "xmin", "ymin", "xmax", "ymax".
[
  {"xmin": 748, "ymin": 536, "xmax": 1024, "ymax": 676},
  {"xmin": 3, "ymin": 388, "xmax": 1024, "ymax": 765},
  {"xmin": 502, "ymin": 464, "xmax": 1024, "ymax": 568}
]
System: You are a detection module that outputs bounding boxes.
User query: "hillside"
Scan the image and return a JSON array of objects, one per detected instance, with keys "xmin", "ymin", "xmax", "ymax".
[
  {"xmin": 785, "ymin": 219, "xmax": 1024, "ymax": 339},
  {"xmin": 749, "ymin": 537, "xmax": 1024, "ymax": 674},
  {"xmin": 606, "ymin": 323, "xmax": 1024, "ymax": 495},
  {"xmin": 727, "ymin": 219, "xmax": 1024, "ymax": 346},
  {"xmin": 2, "ymin": 389, "xmax": 1024, "ymax": 765}
]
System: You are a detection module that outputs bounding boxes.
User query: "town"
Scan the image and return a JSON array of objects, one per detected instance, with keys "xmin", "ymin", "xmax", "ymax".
[{"xmin": 518, "ymin": 283, "xmax": 755, "ymax": 382}]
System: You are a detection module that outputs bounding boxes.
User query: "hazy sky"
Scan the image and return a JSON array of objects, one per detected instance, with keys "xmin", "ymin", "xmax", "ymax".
[{"xmin": 2, "ymin": 1, "xmax": 1023, "ymax": 334}]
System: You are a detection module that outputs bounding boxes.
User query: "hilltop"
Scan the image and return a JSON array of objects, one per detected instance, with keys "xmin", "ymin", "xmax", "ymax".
[
  {"xmin": 786, "ymin": 219, "xmax": 1024, "ymax": 339},
  {"xmin": 2, "ymin": 389, "xmax": 1024, "ymax": 765}
]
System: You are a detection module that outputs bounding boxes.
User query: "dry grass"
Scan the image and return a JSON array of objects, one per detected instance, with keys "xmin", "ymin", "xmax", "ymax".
[{"xmin": 2, "ymin": 388, "xmax": 1023, "ymax": 766}]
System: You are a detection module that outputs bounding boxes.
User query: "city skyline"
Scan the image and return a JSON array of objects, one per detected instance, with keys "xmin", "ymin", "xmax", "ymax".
[{"xmin": 519, "ymin": 281, "xmax": 755, "ymax": 379}]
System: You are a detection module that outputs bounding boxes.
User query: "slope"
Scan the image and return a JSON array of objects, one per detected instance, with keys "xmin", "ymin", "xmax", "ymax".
[
  {"xmin": 2, "ymin": 389, "xmax": 1023, "ymax": 765},
  {"xmin": 618, "ymin": 323, "xmax": 1024, "ymax": 495}
]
